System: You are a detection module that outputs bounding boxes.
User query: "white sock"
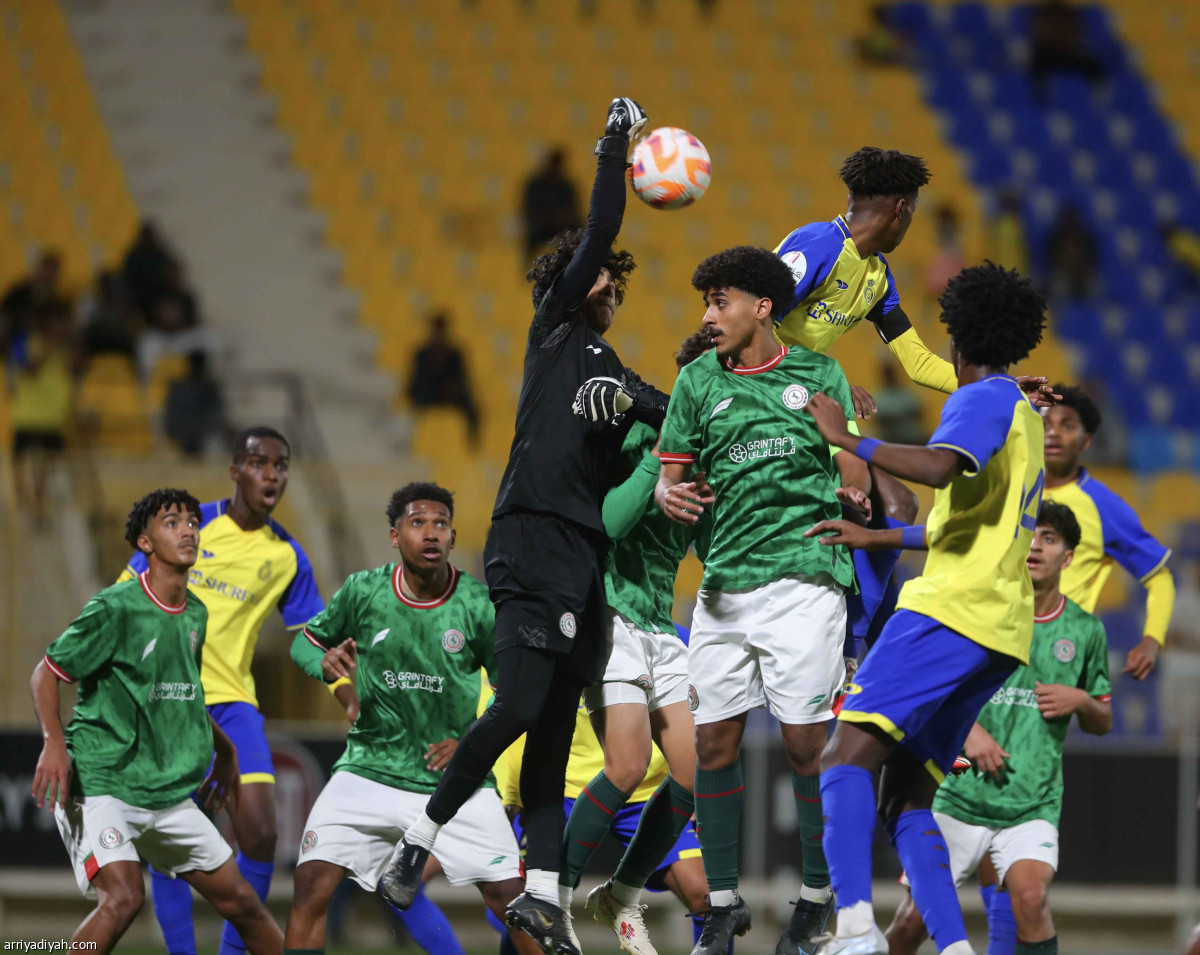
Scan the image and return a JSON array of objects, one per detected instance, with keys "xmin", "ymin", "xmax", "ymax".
[
  {"xmin": 940, "ymin": 942, "xmax": 975, "ymax": 955},
  {"xmin": 709, "ymin": 889, "xmax": 739, "ymax": 908},
  {"xmin": 836, "ymin": 899, "xmax": 877, "ymax": 937},
  {"xmin": 610, "ymin": 879, "xmax": 642, "ymax": 907},
  {"xmin": 557, "ymin": 882, "xmax": 573, "ymax": 912},
  {"xmin": 403, "ymin": 812, "xmax": 441, "ymax": 850},
  {"xmin": 800, "ymin": 884, "xmax": 833, "ymax": 903},
  {"xmin": 525, "ymin": 868, "xmax": 560, "ymax": 906}
]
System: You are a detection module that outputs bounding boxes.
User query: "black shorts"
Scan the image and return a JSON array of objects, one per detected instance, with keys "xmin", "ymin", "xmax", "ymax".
[
  {"xmin": 485, "ymin": 509, "xmax": 610, "ymax": 685},
  {"xmin": 13, "ymin": 430, "xmax": 65, "ymax": 454}
]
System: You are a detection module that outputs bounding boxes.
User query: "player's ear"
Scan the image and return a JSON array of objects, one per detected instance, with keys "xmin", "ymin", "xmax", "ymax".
[
  {"xmin": 448, "ymin": 527, "xmax": 456, "ymax": 552},
  {"xmin": 389, "ymin": 525, "xmax": 400, "ymax": 550},
  {"xmin": 1081, "ymin": 432, "xmax": 1093, "ymax": 453},
  {"xmin": 137, "ymin": 530, "xmax": 154, "ymax": 556},
  {"xmin": 1061, "ymin": 548, "xmax": 1074, "ymax": 570}
]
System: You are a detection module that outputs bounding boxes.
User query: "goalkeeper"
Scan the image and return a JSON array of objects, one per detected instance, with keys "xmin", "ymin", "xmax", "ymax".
[{"xmin": 380, "ymin": 97, "xmax": 670, "ymax": 955}]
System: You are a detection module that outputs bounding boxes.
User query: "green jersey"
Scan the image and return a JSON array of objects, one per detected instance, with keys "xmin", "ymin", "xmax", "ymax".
[
  {"xmin": 44, "ymin": 574, "xmax": 211, "ymax": 810},
  {"xmin": 603, "ymin": 422, "xmax": 695, "ymax": 634},
  {"xmin": 934, "ymin": 595, "xmax": 1111, "ymax": 828},
  {"xmin": 658, "ymin": 345, "xmax": 856, "ymax": 592},
  {"xmin": 293, "ymin": 563, "xmax": 496, "ymax": 794}
]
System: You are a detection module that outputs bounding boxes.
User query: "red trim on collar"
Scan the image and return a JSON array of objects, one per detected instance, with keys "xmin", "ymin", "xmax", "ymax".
[
  {"xmin": 1034, "ymin": 594, "xmax": 1067, "ymax": 623},
  {"xmin": 393, "ymin": 564, "xmax": 459, "ymax": 609},
  {"xmin": 725, "ymin": 346, "xmax": 787, "ymax": 375},
  {"xmin": 139, "ymin": 572, "xmax": 186, "ymax": 614}
]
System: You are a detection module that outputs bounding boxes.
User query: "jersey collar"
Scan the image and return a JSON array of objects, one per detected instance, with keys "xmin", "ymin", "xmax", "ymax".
[
  {"xmin": 393, "ymin": 564, "xmax": 459, "ymax": 609},
  {"xmin": 833, "ymin": 215, "xmax": 851, "ymax": 239},
  {"xmin": 1034, "ymin": 594, "xmax": 1067, "ymax": 623},
  {"xmin": 725, "ymin": 345, "xmax": 788, "ymax": 375},
  {"xmin": 139, "ymin": 572, "xmax": 187, "ymax": 614}
]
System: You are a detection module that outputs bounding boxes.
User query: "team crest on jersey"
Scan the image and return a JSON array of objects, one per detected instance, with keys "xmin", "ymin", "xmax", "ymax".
[
  {"xmin": 687, "ymin": 684, "xmax": 699, "ymax": 711},
  {"xmin": 782, "ymin": 384, "xmax": 810, "ymax": 410},
  {"xmin": 189, "ymin": 630, "xmax": 199, "ymax": 654},
  {"xmin": 258, "ymin": 560, "xmax": 273, "ymax": 581},
  {"xmin": 559, "ymin": 613, "xmax": 577, "ymax": 638},
  {"xmin": 633, "ymin": 674, "xmax": 654, "ymax": 691},
  {"xmin": 864, "ymin": 278, "xmax": 876, "ymax": 304},
  {"xmin": 301, "ymin": 830, "xmax": 317, "ymax": 852},
  {"xmin": 781, "ymin": 250, "xmax": 808, "ymax": 284},
  {"xmin": 442, "ymin": 629, "xmax": 466, "ymax": 654},
  {"xmin": 1053, "ymin": 639, "xmax": 1076, "ymax": 663},
  {"xmin": 99, "ymin": 827, "xmax": 124, "ymax": 849}
]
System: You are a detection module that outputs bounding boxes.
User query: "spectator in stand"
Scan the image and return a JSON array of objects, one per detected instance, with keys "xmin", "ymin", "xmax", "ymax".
[
  {"xmin": 988, "ymin": 187, "xmax": 1030, "ymax": 278},
  {"xmin": 925, "ymin": 204, "xmax": 965, "ymax": 298},
  {"xmin": 1046, "ymin": 205, "xmax": 1097, "ymax": 300},
  {"xmin": 122, "ymin": 219, "xmax": 174, "ymax": 313},
  {"xmin": 1, "ymin": 250, "xmax": 69, "ymax": 357},
  {"xmin": 11, "ymin": 302, "xmax": 78, "ymax": 528},
  {"xmin": 521, "ymin": 148, "xmax": 582, "ymax": 260},
  {"xmin": 80, "ymin": 271, "xmax": 139, "ymax": 359},
  {"xmin": 138, "ymin": 259, "xmax": 212, "ymax": 379},
  {"xmin": 165, "ymin": 350, "xmax": 227, "ymax": 457},
  {"xmin": 871, "ymin": 362, "xmax": 926, "ymax": 445},
  {"xmin": 1029, "ymin": 0, "xmax": 1105, "ymax": 95},
  {"xmin": 407, "ymin": 312, "xmax": 480, "ymax": 445}
]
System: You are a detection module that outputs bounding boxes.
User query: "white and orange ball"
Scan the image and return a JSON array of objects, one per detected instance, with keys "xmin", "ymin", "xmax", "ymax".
[{"xmin": 629, "ymin": 127, "xmax": 712, "ymax": 210}]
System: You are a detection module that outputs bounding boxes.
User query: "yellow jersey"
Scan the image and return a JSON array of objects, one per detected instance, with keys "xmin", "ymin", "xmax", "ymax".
[
  {"xmin": 1043, "ymin": 468, "xmax": 1171, "ymax": 613},
  {"xmin": 120, "ymin": 499, "xmax": 323, "ymax": 706},
  {"xmin": 897, "ymin": 375, "xmax": 1045, "ymax": 663},
  {"xmin": 493, "ymin": 701, "xmax": 667, "ymax": 809}
]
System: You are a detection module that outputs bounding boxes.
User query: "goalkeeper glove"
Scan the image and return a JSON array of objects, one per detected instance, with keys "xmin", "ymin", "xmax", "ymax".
[
  {"xmin": 595, "ymin": 96, "xmax": 648, "ymax": 160},
  {"xmin": 572, "ymin": 377, "xmax": 632, "ymax": 423}
]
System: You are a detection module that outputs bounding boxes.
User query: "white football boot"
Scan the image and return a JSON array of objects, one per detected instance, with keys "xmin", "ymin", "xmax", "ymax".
[{"xmin": 585, "ymin": 880, "xmax": 658, "ymax": 954}]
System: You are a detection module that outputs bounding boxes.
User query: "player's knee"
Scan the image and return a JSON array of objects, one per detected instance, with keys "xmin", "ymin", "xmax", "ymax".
[
  {"xmin": 98, "ymin": 881, "xmax": 145, "ymax": 929},
  {"xmin": 1008, "ymin": 881, "xmax": 1049, "ymax": 925},
  {"xmin": 882, "ymin": 484, "xmax": 920, "ymax": 525},
  {"xmin": 604, "ymin": 746, "xmax": 652, "ymax": 793},
  {"xmin": 782, "ymin": 740, "xmax": 823, "ymax": 776},
  {"xmin": 239, "ymin": 826, "xmax": 277, "ymax": 862},
  {"xmin": 290, "ymin": 864, "xmax": 330, "ymax": 915},
  {"xmin": 214, "ymin": 877, "xmax": 266, "ymax": 924},
  {"xmin": 885, "ymin": 895, "xmax": 928, "ymax": 953},
  {"xmin": 694, "ymin": 730, "xmax": 739, "ymax": 770}
]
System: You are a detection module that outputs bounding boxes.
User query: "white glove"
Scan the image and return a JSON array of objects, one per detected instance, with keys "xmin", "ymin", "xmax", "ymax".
[{"xmin": 572, "ymin": 377, "xmax": 633, "ymax": 422}]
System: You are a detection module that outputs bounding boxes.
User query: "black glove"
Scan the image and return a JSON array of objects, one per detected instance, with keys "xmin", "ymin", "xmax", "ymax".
[
  {"xmin": 595, "ymin": 97, "xmax": 648, "ymax": 160},
  {"xmin": 621, "ymin": 367, "xmax": 670, "ymax": 429},
  {"xmin": 572, "ymin": 376, "xmax": 632, "ymax": 423}
]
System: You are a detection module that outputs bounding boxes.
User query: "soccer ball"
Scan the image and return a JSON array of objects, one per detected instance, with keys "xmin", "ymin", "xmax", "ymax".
[{"xmin": 629, "ymin": 127, "xmax": 712, "ymax": 210}]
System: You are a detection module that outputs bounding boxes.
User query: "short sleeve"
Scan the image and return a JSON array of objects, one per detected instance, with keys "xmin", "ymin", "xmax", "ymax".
[
  {"xmin": 300, "ymin": 578, "xmax": 354, "ymax": 650},
  {"xmin": 1089, "ymin": 484, "xmax": 1173, "ymax": 583},
  {"xmin": 823, "ymin": 359, "xmax": 856, "ymax": 423},
  {"xmin": 927, "ymin": 378, "xmax": 1017, "ymax": 476},
  {"xmin": 658, "ymin": 365, "xmax": 703, "ymax": 466},
  {"xmin": 875, "ymin": 254, "xmax": 901, "ymax": 315},
  {"xmin": 279, "ymin": 539, "xmax": 325, "ymax": 629},
  {"xmin": 45, "ymin": 594, "xmax": 116, "ymax": 683},
  {"xmin": 1080, "ymin": 617, "xmax": 1113, "ymax": 701},
  {"xmin": 774, "ymin": 223, "xmax": 843, "ymax": 316}
]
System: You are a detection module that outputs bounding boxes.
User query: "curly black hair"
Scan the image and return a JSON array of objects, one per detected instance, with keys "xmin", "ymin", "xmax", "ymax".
[
  {"xmin": 938, "ymin": 262, "xmax": 1046, "ymax": 369},
  {"xmin": 1052, "ymin": 383, "xmax": 1102, "ymax": 435},
  {"xmin": 691, "ymin": 246, "xmax": 796, "ymax": 319},
  {"xmin": 124, "ymin": 488, "xmax": 202, "ymax": 550},
  {"xmin": 675, "ymin": 328, "xmax": 713, "ymax": 369},
  {"xmin": 233, "ymin": 425, "xmax": 290, "ymax": 464},
  {"xmin": 526, "ymin": 228, "xmax": 636, "ymax": 308},
  {"xmin": 839, "ymin": 147, "xmax": 931, "ymax": 198},
  {"xmin": 386, "ymin": 481, "xmax": 454, "ymax": 527},
  {"xmin": 1037, "ymin": 501, "xmax": 1082, "ymax": 551}
]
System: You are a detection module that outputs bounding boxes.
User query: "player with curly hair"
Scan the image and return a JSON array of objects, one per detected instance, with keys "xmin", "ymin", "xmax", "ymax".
[
  {"xmin": 380, "ymin": 97, "xmax": 669, "ymax": 955},
  {"xmin": 801, "ymin": 262, "xmax": 1048, "ymax": 955},
  {"xmin": 655, "ymin": 246, "xmax": 872, "ymax": 954}
]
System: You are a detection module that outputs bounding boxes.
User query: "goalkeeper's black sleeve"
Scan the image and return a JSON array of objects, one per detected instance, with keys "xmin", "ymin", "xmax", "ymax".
[
  {"xmin": 553, "ymin": 152, "xmax": 627, "ymax": 310},
  {"xmin": 622, "ymin": 366, "xmax": 669, "ymax": 430}
]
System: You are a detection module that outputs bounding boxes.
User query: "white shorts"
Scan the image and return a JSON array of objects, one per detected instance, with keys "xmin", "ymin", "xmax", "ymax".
[
  {"xmin": 687, "ymin": 574, "xmax": 846, "ymax": 725},
  {"xmin": 298, "ymin": 771, "xmax": 521, "ymax": 890},
  {"xmin": 55, "ymin": 794, "xmax": 232, "ymax": 898},
  {"xmin": 583, "ymin": 609, "xmax": 690, "ymax": 714},
  {"xmin": 934, "ymin": 812, "xmax": 1060, "ymax": 887}
]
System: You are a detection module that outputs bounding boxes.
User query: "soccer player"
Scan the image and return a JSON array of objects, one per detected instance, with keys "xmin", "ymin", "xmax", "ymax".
[
  {"xmin": 1041, "ymin": 384, "xmax": 1174, "ymax": 678},
  {"xmin": 122, "ymin": 427, "xmax": 323, "ymax": 955},
  {"xmin": 283, "ymin": 482, "xmax": 539, "ymax": 955},
  {"xmin": 802, "ymin": 261, "xmax": 1048, "ymax": 955},
  {"xmin": 655, "ymin": 246, "xmax": 872, "ymax": 954},
  {"xmin": 884, "ymin": 501, "xmax": 1113, "ymax": 955},
  {"xmin": 555, "ymin": 329, "xmax": 712, "ymax": 954},
  {"xmin": 31, "ymin": 489, "xmax": 283, "ymax": 955},
  {"xmin": 379, "ymin": 97, "xmax": 666, "ymax": 955}
]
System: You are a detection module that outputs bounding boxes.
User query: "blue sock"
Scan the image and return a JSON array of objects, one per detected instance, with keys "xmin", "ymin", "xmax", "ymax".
[
  {"xmin": 218, "ymin": 853, "xmax": 273, "ymax": 955},
  {"xmin": 151, "ymin": 865, "xmax": 196, "ymax": 955},
  {"xmin": 499, "ymin": 932, "xmax": 520, "ymax": 955},
  {"xmin": 691, "ymin": 914, "xmax": 735, "ymax": 953},
  {"xmin": 986, "ymin": 885, "xmax": 1018, "ymax": 955},
  {"xmin": 487, "ymin": 905, "xmax": 507, "ymax": 934},
  {"xmin": 887, "ymin": 809, "xmax": 967, "ymax": 950},
  {"xmin": 392, "ymin": 883, "xmax": 467, "ymax": 955},
  {"xmin": 820, "ymin": 765, "xmax": 877, "ymax": 909}
]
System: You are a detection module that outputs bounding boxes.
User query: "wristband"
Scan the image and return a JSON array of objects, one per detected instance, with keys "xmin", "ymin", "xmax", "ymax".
[
  {"xmin": 327, "ymin": 676, "xmax": 352, "ymax": 694},
  {"xmin": 901, "ymin": 525, "xmax": 926, "ymax": 549},
  {"xmin": 856, "ymin": 437, "xmax": 882, "ymax": 463}
]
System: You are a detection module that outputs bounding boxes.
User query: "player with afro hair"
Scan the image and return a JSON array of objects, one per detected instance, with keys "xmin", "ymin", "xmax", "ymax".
[{"xmin": 938, "ymin": 261, "xmax": 1046, "ymax": 371}]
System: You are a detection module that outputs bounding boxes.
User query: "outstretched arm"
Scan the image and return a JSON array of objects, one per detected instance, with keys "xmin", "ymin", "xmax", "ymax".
[{"xmin": 874, "ymin": 307, "xmax": 959, "ymax": 395}]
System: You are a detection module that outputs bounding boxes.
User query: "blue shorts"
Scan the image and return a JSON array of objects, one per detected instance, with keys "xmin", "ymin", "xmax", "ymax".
[
  {"xmin": 512, "ymin": 797, "xmax": 701, "ymax": 891},
  {"xmin": 208, "ymin": 701, "xmax": 275, "ymax": 784},
  {"xmin": 838, "ymin": 610, "xmax": 1018, "ymax": 782}
]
